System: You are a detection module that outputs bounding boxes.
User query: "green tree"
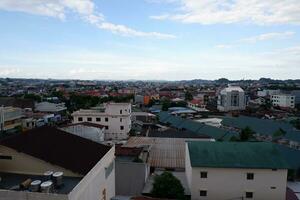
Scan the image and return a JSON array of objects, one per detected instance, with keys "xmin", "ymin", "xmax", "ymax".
[
  {"xmin": 240, "ymin": 126, "xmax": 255, "ymax": 141},
  {"xmin": 23, "ymin": 93, "xmax": 42, "ymax": 102},
  {"xmin": 184, "ymin": 91, "xmax": 193, "ymax": 101},
  {"xmin": 273, "ymin": 128, "xmax": 286, "ymax": 137},
  {"xmin": 162, "ymin": 99, "xmax": 171, "ymax": 111},
  {"xmin": 151, "ymin": 172, "xmax": 185, "ymax": 200}
]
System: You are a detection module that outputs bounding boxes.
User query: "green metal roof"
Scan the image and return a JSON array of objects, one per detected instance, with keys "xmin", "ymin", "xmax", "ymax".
[
  {"xmin": 157, "ymin": 112, "xmax": 238, "ymax": 141},
  {"xmin": 187, "ymin": 141, "xmax": 290, "ymax": 169},
  {"xmin": 222, "ymin": 116, "xmax": 300, "ymax": 142}
]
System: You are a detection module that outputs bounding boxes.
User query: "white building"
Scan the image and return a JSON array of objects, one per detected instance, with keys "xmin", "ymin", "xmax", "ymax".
[
  {"xmin": 257, "ymin": 89, "xmax": 280, "ymax": 97},
  {"xmin": 271, "ymin": 94, "xmax": 295, "ymax": 109},
  {"xmin": 35, "ymin": 102, "xmax": 67, "ymax": 113},
  {"xmin": 217, "ymin": 86, "xmax": 246, "ymax": 112},
  {"xmin": 0, "ymin": 126, "xmax": 115, "ymax": 200},
  {"xmin": 0, "ymin": 106, "xmax": 23, "ymax": 132},
  {"xmin": 185, "ymin": 141, "xmax": 289, "ymax": 200},
  {"xmin": 72, "ymin": 103, "xmax": 132, "ymax": 140}
]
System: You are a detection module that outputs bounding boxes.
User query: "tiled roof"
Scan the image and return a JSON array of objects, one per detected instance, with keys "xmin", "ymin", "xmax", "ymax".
[
  {"xmin": 187, "ymin": 141, "xmax": 290, "ymax": 169},
  {"xmin": 0, "ymin": 126, "xmax": 111, "ymax": 175}
]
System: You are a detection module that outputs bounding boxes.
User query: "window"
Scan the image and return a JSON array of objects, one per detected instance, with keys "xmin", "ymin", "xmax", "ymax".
[
  {"xmin": 120, "ymin": 126, "xmax": 124, "ymax": 130},
  {"xmin": 272, "ymin": 169, "xmax": 277, "ymax": 171},
  {"xmin": 271, "ymin": 187, "xmax": 276, "ymax": 189},
  {"xmin": 102, "ymin": 188, "xmax": 106, "ymax": 200},
  {"xmin": 96, "ymin": 117, "xmax": 101, "ymax": 122},
  {"xmin": 245, "ymin": 192, "xmax": 253, "ymax": 198},
  {"xmin": 120, "ymin": 110, "xmax": 123, "ymax": 114},
  {"xmin": 247, "ymin": 173, "xmax": 254, "ymax": 180},
  {"xmin": 200, "ymin": 171, "xmax": 207, "ymax": 178},
  {"xmin": 87, "ymin": 117, "xmax": 92, "ymax": 122},
  {"xmin": 78, "ymin": 117, "xmax": 83, "ymax": 122},
  {"xmin": 120, "ymin": 118, "xmax": 123, "ymax": 122},
  {"xmin": 105, "ymin": 126, "xmax": 108, "ymax": 130},
  {"xmin": 105, "ymin": 117, "xmax": 108, "ymax": 122},
  {"xmin": 200, "ymin": 190, "xmax": 207, "ymax": 197}
]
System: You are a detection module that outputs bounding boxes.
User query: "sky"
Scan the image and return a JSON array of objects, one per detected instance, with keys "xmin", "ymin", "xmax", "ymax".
[{"xmin": 0, "ymin": 0, "xmax": 300, "ymax": 81}]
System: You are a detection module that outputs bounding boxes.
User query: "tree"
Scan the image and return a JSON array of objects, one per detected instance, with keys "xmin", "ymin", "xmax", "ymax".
[
  {"xmin": 151, "ymin": 172, "xmax": 185, "ymax": 200},
  {"xmin": 185, "ymin": 91, "xmax": 193, "ymax": 101},
  {"xmin": 240, "ymin": 126, "xmax": 255, "ymax": 141},
  {"xmin": 23, "ymin": 93, "xmax": 42, "ymax": 102},
  {"xmin": 162, "ymin": 99, "xmax": 171, "ymax": 111},
  {"xmin": 273, "ymin": 128, "xmax": 286, "ymax": 137}
]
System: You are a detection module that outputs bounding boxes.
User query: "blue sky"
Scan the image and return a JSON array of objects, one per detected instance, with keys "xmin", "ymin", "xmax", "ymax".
[{"xmin": 0, "ymin": 0, "xmax": 300, "ymax": 80}]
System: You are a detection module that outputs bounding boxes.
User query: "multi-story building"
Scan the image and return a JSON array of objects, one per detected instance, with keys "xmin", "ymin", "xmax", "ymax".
[
  {"xmin": 217, "ymin": 86, "xmax": 246, "ymax": 112},
  {"xmin": 0, "ymin": 126, "xmax": 115, "ymax": 200},
  {"xmin": 72, "ymin": 103, "xmax": 131, "ymax": 140},
  {"xmin": 0, "ymin": 106, "xmax": 23, "ymax": 132},
  {"xmin": 185, "ymin": 141, "xmax": 289, "ymax": 200},
  {"xmin": 271, "ymin": 94, "xmax": 296, "ymax": 109}
]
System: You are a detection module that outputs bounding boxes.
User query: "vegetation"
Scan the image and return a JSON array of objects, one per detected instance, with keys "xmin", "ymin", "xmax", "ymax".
[
  {"xmin": 23, "ymin": 93, "xmax": 42, "ymax": 102},
  {"xmin": 184, "ymin": 91, "xmax": 193, "ymax": 101},
  {"xmin": 273, "ymin": 128, "xmax": 286, "ymax": 137},
  {"xmin": 240, "ymin": 126, "xmax": 255, "ymax": 141},
  {"xmin": 290, "ymin": 118, "xmax": 300, "ymax": 130},
  {"xmin": 151, "ymin": 171, "xmax": 185, "ymax": 200}
]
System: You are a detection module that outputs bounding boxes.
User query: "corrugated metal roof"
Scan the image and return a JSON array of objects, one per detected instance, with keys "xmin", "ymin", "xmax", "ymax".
[
  {"xmin": 158, "ymin": 112, "xmax": 237, "ymax": 141},
  {"xmin": 222, "ymin": 116, "xmax": 300, "ymax": 142},
  {"xmin": 187, "ymin": 141, "xmax": 290, "ymax": 169},
  {"xmin": 125, "ymin": 137, "xmax": 209, "ymax": 169}
]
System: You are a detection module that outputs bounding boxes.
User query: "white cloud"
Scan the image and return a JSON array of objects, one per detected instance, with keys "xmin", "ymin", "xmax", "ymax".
[
  {"xmin": 240, "ymin": 31, "xmax": 295, "ymax": 43},
  {"xmin": 215, "ymin": 31, "xmax": 295, "ymax": 48},
  {"xmin": 150, "ymin": 0, "xmax": 300, "ymax": 25},
  {"xmin": 0, "ymin": 68, "xmax": 21, "ymax": 76},
  {"xmin": 0, "ymin": 0, "xmax": 175, "ymax": 39}
]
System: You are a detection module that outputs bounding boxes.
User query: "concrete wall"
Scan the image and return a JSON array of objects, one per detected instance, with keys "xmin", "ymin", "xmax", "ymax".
[
  {"xmin": 68, "ymin": 146, "xmax": 115, "ymax": 200},
  {"xmin": 115, "ymin": 161, "xmax": 149, "ymax": 196},
  {"xmin": 0, "ymin": 190, "xmax": 68, "ymax": 200},
  {"xmin": 0, "ymin": 145, "xmax": 81, "ymax": 177},
  {"xmin": 185, "ymin": 150, "xmax": 287, "ymax": 200},
  {"xmin": 60, "ymin": 125, "xmax": 105, "ymax": 143}
]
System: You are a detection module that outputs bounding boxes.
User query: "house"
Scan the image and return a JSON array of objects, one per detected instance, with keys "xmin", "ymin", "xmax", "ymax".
[
  {"xmin": 35, "ymin": 102, "xmax": 67, "ymax": 113},
  {"xmin": 188, "ymin": 99, "xmax": 208, "ymax": 112},
  {"xmin": 0, "ymin": 106, "xmax": 23, "ymax": 132},
  {"xmin": 271, "ymin": 94, "xmax": 295, "ymax": 109},
  {"xmin": 72, "ymin": 103, "xmax": 132, "ymax": 140},
  {"xmin": 185, "ymin": 141, "xmax": 289, "ymax": 200},
  {"xmin": 0, "ymin": 126, "xmax": 115, "ymax": 200},
  {"xmin": 217, "ymin": 85, "xmax": 246, "ymax": 112}
]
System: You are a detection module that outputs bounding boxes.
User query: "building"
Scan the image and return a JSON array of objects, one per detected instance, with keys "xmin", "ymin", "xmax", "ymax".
[
  {"xmin": 0, "ymin": 106, "xmax": 23, "ymax": 132},
  {"xmin": 257, "ymin": 89, "xmax": 280, "ymax": 97},
  {"xmin": 0, "ymin": 126, "xmax": 115, "ymax": 200},
  {"xmin": 35, "ymin": 102, "xmax": 67, "ymax": 113},
  {"xmin": 187, "ymin": 99, "xmax": 208, "ymax": 112},
  {"xmin": 60, "ymin": 122, "xmax": 105, "ymax": 143},
  {"xmin": 72, "ymin": 103, "xmax": 132, "ymax": 140},
  {"xmin": 217, "ymin": 85, "xmax": 246, "ymax": 112},
  {"xmin": 271, "ymin": 94, "xmax": 296, "ymax": 109},
  {"xmin": 185, "ymin": 141, "xmax": 289, "ymax": 200}
]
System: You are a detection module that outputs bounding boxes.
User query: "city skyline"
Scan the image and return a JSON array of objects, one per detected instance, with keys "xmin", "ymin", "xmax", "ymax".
[{"xmin": 0, "ymin": 0, "xmax": 300, "ymax": 80}]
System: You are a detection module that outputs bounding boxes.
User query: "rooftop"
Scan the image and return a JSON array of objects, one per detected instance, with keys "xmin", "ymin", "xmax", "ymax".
[
  {"xmin": 0, "ymin": 126, "xmax": 111, "ymax": 175},
  {"xmin": 0, "ymin": 172, "xmax": 81, "ymax": 194},
  {"xmin": 187, "ymin": 141, "xmax": 290, "ymax": 169}
]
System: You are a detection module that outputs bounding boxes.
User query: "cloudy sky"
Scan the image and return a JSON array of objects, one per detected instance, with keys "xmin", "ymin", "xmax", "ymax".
[{"xmin": 0, "ymin": 0, "xmax": 300, "ymax": 80}]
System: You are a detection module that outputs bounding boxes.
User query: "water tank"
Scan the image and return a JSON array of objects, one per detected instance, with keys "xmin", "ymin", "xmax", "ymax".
[
  {"xmin": 40, "ymin": 181, "xmax": 53, "ymax": 193},
  {"xmin": 53, "ymin": 171, "xmax": 64, "ymax": 187},
  {"xmin": 29, "ymin": 180, "xmax": 41, "ymax": 192},
  {"xmin": 43, "ymin": 171, "xmax": 53, "ymax": 180}
]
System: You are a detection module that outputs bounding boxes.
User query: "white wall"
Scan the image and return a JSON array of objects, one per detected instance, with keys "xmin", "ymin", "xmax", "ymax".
[
  {"xmin": 185, "ymin": 143, "xmax": 287, "ymax": 200},
  {"xmin": 68, "ymin": 146, "xmax": 115, "ymax": 200},
  {"xmin": 72, "ymin": 103, "xmax": 132, "ymax": 140},
  {"xmin": 271, "ymin": 95, "xmax": 295, "ymax": 108},
  {"xmin": 60, "ymin": 125, "xmax": 105, "ymax": 143},
  {"xmin": 217, "ymin": 88, "xmax": 246, "ymax": 112}
]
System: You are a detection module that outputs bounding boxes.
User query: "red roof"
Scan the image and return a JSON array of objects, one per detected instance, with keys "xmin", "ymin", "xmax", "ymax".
[{"xmin": 115, "ymin": 146, "xmax": 143, "ymax": 157}]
